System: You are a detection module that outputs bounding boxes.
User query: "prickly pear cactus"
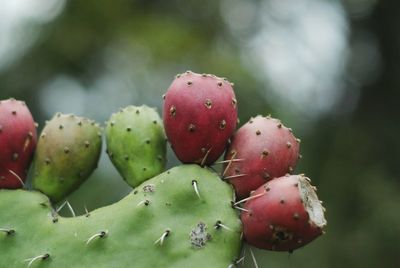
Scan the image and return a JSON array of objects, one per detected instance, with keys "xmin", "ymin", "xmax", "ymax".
[
  {"xmin": 105, "ymin": 105, "xmax": 166, "ymax": 187},
  {"xmin": 0, "ymin": 165, "xmax": 241, "ymax": 268},
  {"xmin": 32, "ymin": 113, "xmax": 102, "ymax": 202}
]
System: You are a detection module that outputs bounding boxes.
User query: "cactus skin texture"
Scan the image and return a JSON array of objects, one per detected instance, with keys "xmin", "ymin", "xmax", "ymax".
[
  {"xmin": 0, "ymin": 98, "xmax": 37, "ymax": 189},
  {"xmin": 105, "ymin": 105, "xmax": 166, "ymax": 188},
  {"xmin": 32, "ymin": 113, "xmax": 102, "ymax": 202},
  {"xmin": 0, "ymin": 165, "xmax": 241, "ymax": 268},
  {"xmin": 224, "ymin": 115, "xmax": 300, "ymax": 199},
  {"xmin": 163, "ymin": 71, "xmax": 238, "ymax": 166},
  {"xmin": 241, "ymin": 175, "xmax": 326, "ymax": 252}
]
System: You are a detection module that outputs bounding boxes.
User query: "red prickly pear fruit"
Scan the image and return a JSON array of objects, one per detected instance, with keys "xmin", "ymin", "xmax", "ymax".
[
  {"xmin": 224, "ymin": 115, "xmax": 300, "ymax": 199},
  {"xmin": 0, "ymin": 98, "xmax": 37, "ymax": 188},
  {"xmin": 240, "ymin": 175, "xmax": 327, "ymax": 252},
  {"xmin": 163, "ymin": 71, "xmax": 238, "ymax": 165}
]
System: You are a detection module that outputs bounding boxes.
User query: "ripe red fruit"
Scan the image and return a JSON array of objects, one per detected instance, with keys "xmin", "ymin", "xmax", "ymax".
[
  {"xmin": 0, "ymin": 98, "xmax": 37, "ymax": 188},
  {"xmin": 224, "ymin": 115, "xmax": 300, "ymax": 199},
  {"xmin": 163, "ymin": 71, "xmax": 238, "ymax": 165},
  {"xmin": 240, "ymin": 175, "xmax": 326, "ymax": 252}
]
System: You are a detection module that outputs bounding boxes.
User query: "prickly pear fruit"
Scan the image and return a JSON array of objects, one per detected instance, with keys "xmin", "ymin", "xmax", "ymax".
[
  {"xmin": 105, "ymin": 105, "xmax": 166, "ymax": 188},
  {"xmin": 32, "ymin": 113, "xmax": 102, "ymax": 202},
  {"xmin": 224, "ymin": 115, "xmax": 300, "ymax": 199},
  {"xmin": 163, "ymin": 71, "xmax": 238, "ymax": 165},
  {"xmin": 0, "ymin": 98, "xmax": 37, "ymax": 189},
  {"xmin": 240, "ymin": 174, "xmax": 326, "ymax": 252},
  {"xmin": 0, "ymin": 165, "xmax": 241, "ymax": 267}
]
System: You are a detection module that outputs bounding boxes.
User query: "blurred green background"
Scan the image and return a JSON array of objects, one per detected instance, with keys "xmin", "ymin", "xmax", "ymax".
[{"xmin": 1, "ymin": 0, "xmax": 399, "ymax": 267}]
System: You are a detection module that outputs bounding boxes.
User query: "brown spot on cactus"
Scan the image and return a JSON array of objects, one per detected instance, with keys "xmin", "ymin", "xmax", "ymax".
[
  {"xmin": 143, "ymin": 184, "xmax": 155, "ymax": 193},
  {"xmin": 261, "ymin": 150, "xmax": 269, "ymax": 158},
  {"xmin": 219, "ymin": 120, "xmax": 226, "ymax": 130},
  {"xmin": 188, "ymin": 124, "xmax": 196, "ymax": 132},
  {"xmin": 286, "ymin": 142, "xmax": 292, "ymax": 148},
  {"xmin": 59, "ymin": 124, "xmax": 64, "ymax": 129},
  {"xmin": 190, "ymin": 222, "xmax": 211, "ymax": 248},
  {"xmin": 204, "ymin": 99, "xmax": 213, "ymax": 109},
  {"xmin": 12, "ymin": 153, "xmax": 19, "ymax": 161},
  {"xmin": 169, "ymin": 105, "xmax": 176, "ymax": 117},
  {"xmin": 296, "ymin": 138, "xmax": 301, "ymax": 143},
  {"xmin": 231, "ymin": 98, "xmax": 237, "ymax": 108},
  {"xmin": 11, "ymin": 110, "xmax": 17, "ymax": 115},
  {"xmin": 293, "ymin": 213, "xmax": 300, "ymax": 220},
  {"xmin": 277, "ymin": 123, "xmax": 282, "ymax": 128},
  {"xmin": 217, "ymin": 81, "xmax": 223, "ymax": 87},
  {"xmin": 162, "ymin": 94, "xmax": 166, "ymax": 100},
  {"xmin": 187, "ymin": 81, "xmax": 193, "ymax": 86},
  {"xmin": 263, "ymin": 172, "xmax": 270, "ymax": 180},
  {"xmin": 256, "ymin": 130, "xmax": 261, "ymax": 136},
  {"xmin": 64, "ymin": 147, "xmax": 70, "ymax": 154}
]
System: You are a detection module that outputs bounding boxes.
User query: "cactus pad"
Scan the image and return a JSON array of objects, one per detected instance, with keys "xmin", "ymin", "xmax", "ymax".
[{"xmin": 0, "ymin": 165, "xmax": 241, "ymax": 267}]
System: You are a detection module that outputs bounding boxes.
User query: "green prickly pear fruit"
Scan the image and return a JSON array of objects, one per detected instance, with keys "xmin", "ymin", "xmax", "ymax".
[
  {"xmin": 32, "ymin": 113, "xmax": 102, "ymax": 202},
  {"xmin": 105, "ymin": 105, "xmax": 166, "ymax": 188}
]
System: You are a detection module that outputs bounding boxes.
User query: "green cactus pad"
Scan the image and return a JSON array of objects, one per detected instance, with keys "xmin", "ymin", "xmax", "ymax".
[
  {"xmin": 32, "ymin": 113, "xmax": 102, "ymax": 202},
  {"xmin": 105, "ymin": 105, "xmax": 166, "ymax": 188},
  {"xmin": 0, "ymin": 165, "xmax": 241, "ymax": 267}
]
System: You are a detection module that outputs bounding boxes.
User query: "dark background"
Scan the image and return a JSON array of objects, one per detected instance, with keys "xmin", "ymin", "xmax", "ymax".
[{"xmin": 1, "ymin": 0, "xmax": 399, "ymax": 267}]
